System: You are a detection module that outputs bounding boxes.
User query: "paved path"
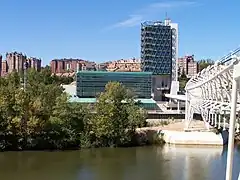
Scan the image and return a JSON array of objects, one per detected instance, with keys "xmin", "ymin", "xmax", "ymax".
[{"xmin": 137, "ymin": 120, "xmax": 207, "ymax": 132}]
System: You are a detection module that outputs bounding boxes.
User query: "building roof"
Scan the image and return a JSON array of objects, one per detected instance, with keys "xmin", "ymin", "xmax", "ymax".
[
  {"xmin": 135, "ymin": 99, "xmax": 156, "ymax": 104},
  {"xmin": 165, "ymin": 94, "xmax": 186, "ymax": 101},
  {"xmin": 77, "ymin": 71, "xmax": 152, "ymax": 75},
  {"xmin": 62, "ymin": 84, "xmax": 76, "ymax": 96},
  {"xmin": 68, "ymin": 97, "xmax": 157, "ymax": 104},
  {"xmin": 69, "ymin": 97, "xmax": 97, "ymax": 103}
]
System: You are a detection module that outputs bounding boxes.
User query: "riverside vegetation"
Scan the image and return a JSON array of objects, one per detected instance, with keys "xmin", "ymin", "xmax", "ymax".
[{"xmin": 0, "ymin": 68, "xmax": 147, "ymax": 151}]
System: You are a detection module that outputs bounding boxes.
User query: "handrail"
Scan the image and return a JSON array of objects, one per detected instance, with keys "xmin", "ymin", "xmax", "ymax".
[
  {"xmin": 186, "ymin": 58, "xmax": 238, "ymax": 91},
  {"xmin": 218, "ymin": 47, "xmax": 240, "ymax": 64}
]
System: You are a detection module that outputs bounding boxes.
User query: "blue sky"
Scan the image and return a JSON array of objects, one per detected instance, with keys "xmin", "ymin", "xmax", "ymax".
[{"xmin": 0, "ymin": 0, "xmax": 239, "ymax": 65}]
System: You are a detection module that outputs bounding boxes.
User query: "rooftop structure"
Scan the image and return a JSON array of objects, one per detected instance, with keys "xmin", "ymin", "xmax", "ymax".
[{"xmin": 69, "ymin": 97, "xmax": 159, "ymax": 110}]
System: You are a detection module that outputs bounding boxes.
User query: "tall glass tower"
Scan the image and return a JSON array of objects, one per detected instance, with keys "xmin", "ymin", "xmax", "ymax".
[
  {"xmin": 141, "ymin": 21, "xmax": 172, "ymax": 75},
  {"xmin": 141, "ymin": 19, "xmax": 178, "ymax": 80},
  {"xmin": 141, "ymin": 19, "xmax": 179, "ymax": 100}
]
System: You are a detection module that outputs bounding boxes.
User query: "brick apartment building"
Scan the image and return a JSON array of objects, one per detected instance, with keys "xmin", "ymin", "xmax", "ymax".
[
  {"xmin": 28, "ymin": 57, "xmax": 42, "ymax": 71},
  {"xmin": 0, "ymin": 52, "xmax": 41, "ymax": 76},
  {"xmin": 50, "ymin": 59, "xmax": 96, "ymax": 76},
  {"xmin": 106, "ymin": 58, "xmax": 141, "ymax": 72},
  {"xmin": 177, "ymin": 55, "xmax": 199, "ymax": 78}
]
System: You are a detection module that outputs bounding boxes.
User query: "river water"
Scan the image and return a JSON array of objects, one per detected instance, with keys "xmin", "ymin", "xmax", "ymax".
[{"xmin": 0, "ymin": 145, "xmax": 240, "ymax": 180}]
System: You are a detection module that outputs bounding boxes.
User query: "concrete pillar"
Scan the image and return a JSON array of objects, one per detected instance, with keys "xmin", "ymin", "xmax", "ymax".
[
  {"xmin": 177, "ymin": 100, "xmax": 180, "ymax": 114},
  {"xmin": 185, "ymin": 91, "xmax": 188, "ymax": 122},
  {"xmin": 208, "ymin": 111, "xmax": 211, "ymax": 124},
  {"xmin": 223, "ymin": 112, "xmax": 226, "ymax": 131},
  {"xmin": 214, "ymin": 113, "xmax": 217, "ymax": 127},
  {"xmin": 169, "ymin": 99, "xmax": 172, "ymax": 110},
  {"xmin": 226, "ymin": 76, "xmax": 238, "ymax": 180},
  {"xmin": 218, "ymin": 114, "xmax": 221, "ymax": 129},
  {"xmin": 236, "ymin": 121, "xmax": 240, "ymax": 133}
]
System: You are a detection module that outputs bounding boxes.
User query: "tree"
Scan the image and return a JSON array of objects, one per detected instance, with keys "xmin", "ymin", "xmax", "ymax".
[
  {"xmin": 198, "ymin": 59, "xmax": 214, "ymax": 71},
  {"xmin": 0, "ymin": 69, "xmax": 86, "ymax": 150},
  {"xmin": 178, "ymin": 68, "xmax": 188, "ymax": 91},
  {"xmin": 40, "ymin": 66, "xmax": 74, "ymax": 85},
  {"xmin": 180, "ymin": 68, "xmax": 187, "ymax": 80},
  {"xmin": 45, "ymin": 94, "xmax": 87, "ymax": 149},
  {"xmin": 90, "ymin": 82, "xmax": 146, "ymax": 147}
]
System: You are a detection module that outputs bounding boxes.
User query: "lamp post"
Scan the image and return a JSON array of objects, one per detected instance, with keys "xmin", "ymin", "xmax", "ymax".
[{"xmin": 226, "ymin": 56, "xmax": 239, "ymax": 180}]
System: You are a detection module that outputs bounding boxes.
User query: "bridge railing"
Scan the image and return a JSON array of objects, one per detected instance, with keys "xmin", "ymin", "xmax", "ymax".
[{"xmin": 184, "ymin": 51, "xmax": 240, "ymax": 130}]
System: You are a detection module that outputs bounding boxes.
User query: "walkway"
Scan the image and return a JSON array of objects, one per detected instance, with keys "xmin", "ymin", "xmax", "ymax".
[{"xmin": 185, "ymin": 47, "xmax": 240, "ymax": 131}]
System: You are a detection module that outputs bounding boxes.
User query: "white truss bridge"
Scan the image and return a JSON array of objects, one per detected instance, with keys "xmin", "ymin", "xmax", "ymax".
[{"xmin": 185, "ymin": 47, "xmax": 240, "ymax": 131}]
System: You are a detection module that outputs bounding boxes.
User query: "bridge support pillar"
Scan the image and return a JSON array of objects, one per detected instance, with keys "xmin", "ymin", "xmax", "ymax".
[
  {"xmin": 226, "ymin": 62, "xmax": 239, "ymax": 180},
  {"xmin": 223, "ymin": 112, "xmax": 226, "ymax": 130},
  {"xmin": 218, "ymin": 114, "xmax": 221, "ymax": 129},
  {"xmin": 177, "ymin": 100, "xmax": 180, "ymax": 114},
  {"xmin": 214, "ymin": 113, "xmax": 217, "ymax": 127}
]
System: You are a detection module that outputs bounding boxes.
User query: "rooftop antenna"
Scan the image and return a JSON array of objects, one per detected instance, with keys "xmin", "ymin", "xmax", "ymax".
[
  {"xmin": 164, "ymin": 12, "xmax": 170, "ymax": 25},
  {"xmin": 165, "ymin": 12, "xmax": 168, "ymax": 19}
]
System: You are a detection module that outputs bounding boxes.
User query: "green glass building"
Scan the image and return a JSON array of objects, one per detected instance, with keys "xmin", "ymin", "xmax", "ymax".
[{"xmin": 76, "ymin": 71, "xmax": 152, "ymax": 98}]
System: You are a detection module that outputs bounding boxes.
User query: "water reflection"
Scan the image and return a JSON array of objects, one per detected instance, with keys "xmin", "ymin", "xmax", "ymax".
[
  {"xmin": 160, "ymin": 145, "xmax": 223, "ymax": 180},
  {"xmin": 0, "ymin": 145, "xmax": 239, "ymax": 180}
]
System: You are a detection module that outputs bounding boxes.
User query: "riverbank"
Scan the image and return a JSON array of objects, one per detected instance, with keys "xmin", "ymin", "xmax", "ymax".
[
  {"xmin": 2, "ymin": 119, "xmax": 240, "ymax": 151},
  {"xmin": 135, "ymin": 120, "xmax": 238, "ymax": 146}
]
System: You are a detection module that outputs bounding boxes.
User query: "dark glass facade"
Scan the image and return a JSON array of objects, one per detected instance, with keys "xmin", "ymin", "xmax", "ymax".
[
  {"xmin": 141, "ymin": 21, "xmax": 172, "ymax": 75},
  {"xmin": 76, "ymin": 71, "xmax": 152, "ymax": 98}
]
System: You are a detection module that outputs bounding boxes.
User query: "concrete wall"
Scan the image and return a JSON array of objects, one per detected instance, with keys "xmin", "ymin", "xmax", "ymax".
[{"xmin": 152, "ymin": 75, "xmax": 171, "ymax": 101}]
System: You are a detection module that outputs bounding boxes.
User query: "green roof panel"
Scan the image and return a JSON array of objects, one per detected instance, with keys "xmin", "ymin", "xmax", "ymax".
[
  {"xmin": 77, "ymin": 71, "xmax": 152, "ymax": 75},
  {"xmin": 69, "ymin": 97, "xmax": 156, "ymax": 104}
]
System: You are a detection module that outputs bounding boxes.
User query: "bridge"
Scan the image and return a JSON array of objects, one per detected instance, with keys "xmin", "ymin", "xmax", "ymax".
[
  {"xmin": 175, "ymin": 47, "xmax": 240, "ymax": 131},
  {"xmin": 184, "ymin": 47, "xmax": 240, "ymax": 180}
]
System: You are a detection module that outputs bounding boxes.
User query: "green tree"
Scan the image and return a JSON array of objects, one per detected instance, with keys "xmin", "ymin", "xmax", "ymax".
[
  {"xmin": 198, "ymin": 59, "xmax": 214, "ymax": 71},
  {"xmin": 44, "ymin": 94, "xmax": 87, "ymax": 149},
  {"xmin": 0, "ymin": 69, "xmax": 86, "ymax": 150},
  {"xmin": 40, "ymin": 66, "xmax": 74, "ymax": 85},
  {"xmin": 90, "ymin": 82, "xmax": 146, "ymax": 147},
  {"xmin": 178, "ymin": 69, "xmax": 189, "ymax": 91}
]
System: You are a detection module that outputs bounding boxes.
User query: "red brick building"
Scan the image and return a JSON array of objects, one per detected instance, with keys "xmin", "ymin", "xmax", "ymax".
[
  {"xmin": 106, "ymin": 58, "xmax": 141, "ymax": 72},
  {"xmin": 0, "ymin": 52, "xmax": 41, "ymax": 76},
  {"xmin": 50, "ymin": 59, "xmax": 96, "ymax": 76},
  {"xmin": 1, "ymin": 61, "xmax": 7, "ymax": 76},
  {"xmin": 28, "ymin": 57, "xmax": 41, "ymax": 71},
  {"xmin": 177, "ymin": 55, "xmax": 199, "ymax": 78}
]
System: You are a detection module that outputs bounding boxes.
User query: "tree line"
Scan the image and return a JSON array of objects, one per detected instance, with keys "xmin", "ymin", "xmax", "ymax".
[
  {"xmin": 178, "ymin": 59, "xmax": 214, "ymax": 91},
  {"xmin": 0, "ymin": 68, "xmax": 146, "ymax": 151}
]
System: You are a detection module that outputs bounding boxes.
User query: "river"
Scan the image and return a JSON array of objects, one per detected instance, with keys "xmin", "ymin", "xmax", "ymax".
[{"xmin": 0, "ymin": 145, "xmax": 240, "ymax": 180}]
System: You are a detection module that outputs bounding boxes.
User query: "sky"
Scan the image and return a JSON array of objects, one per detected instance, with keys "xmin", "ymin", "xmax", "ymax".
[{"xmin": 0, "ymin": 0, "xmax": 240, "ymax": 66}]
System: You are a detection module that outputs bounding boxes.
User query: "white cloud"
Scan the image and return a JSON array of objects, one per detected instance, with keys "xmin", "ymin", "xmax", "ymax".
[
  {"xmin": 107, "ymin": 1, "xmax": 198, "ymax": 29},
  {"xmin": 112, "ymin": 15, "xmax": 143, "ymax": 28},
  {"xmin": 149, "ymin": 1, "xmax": 197, "ymax": 9}
]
